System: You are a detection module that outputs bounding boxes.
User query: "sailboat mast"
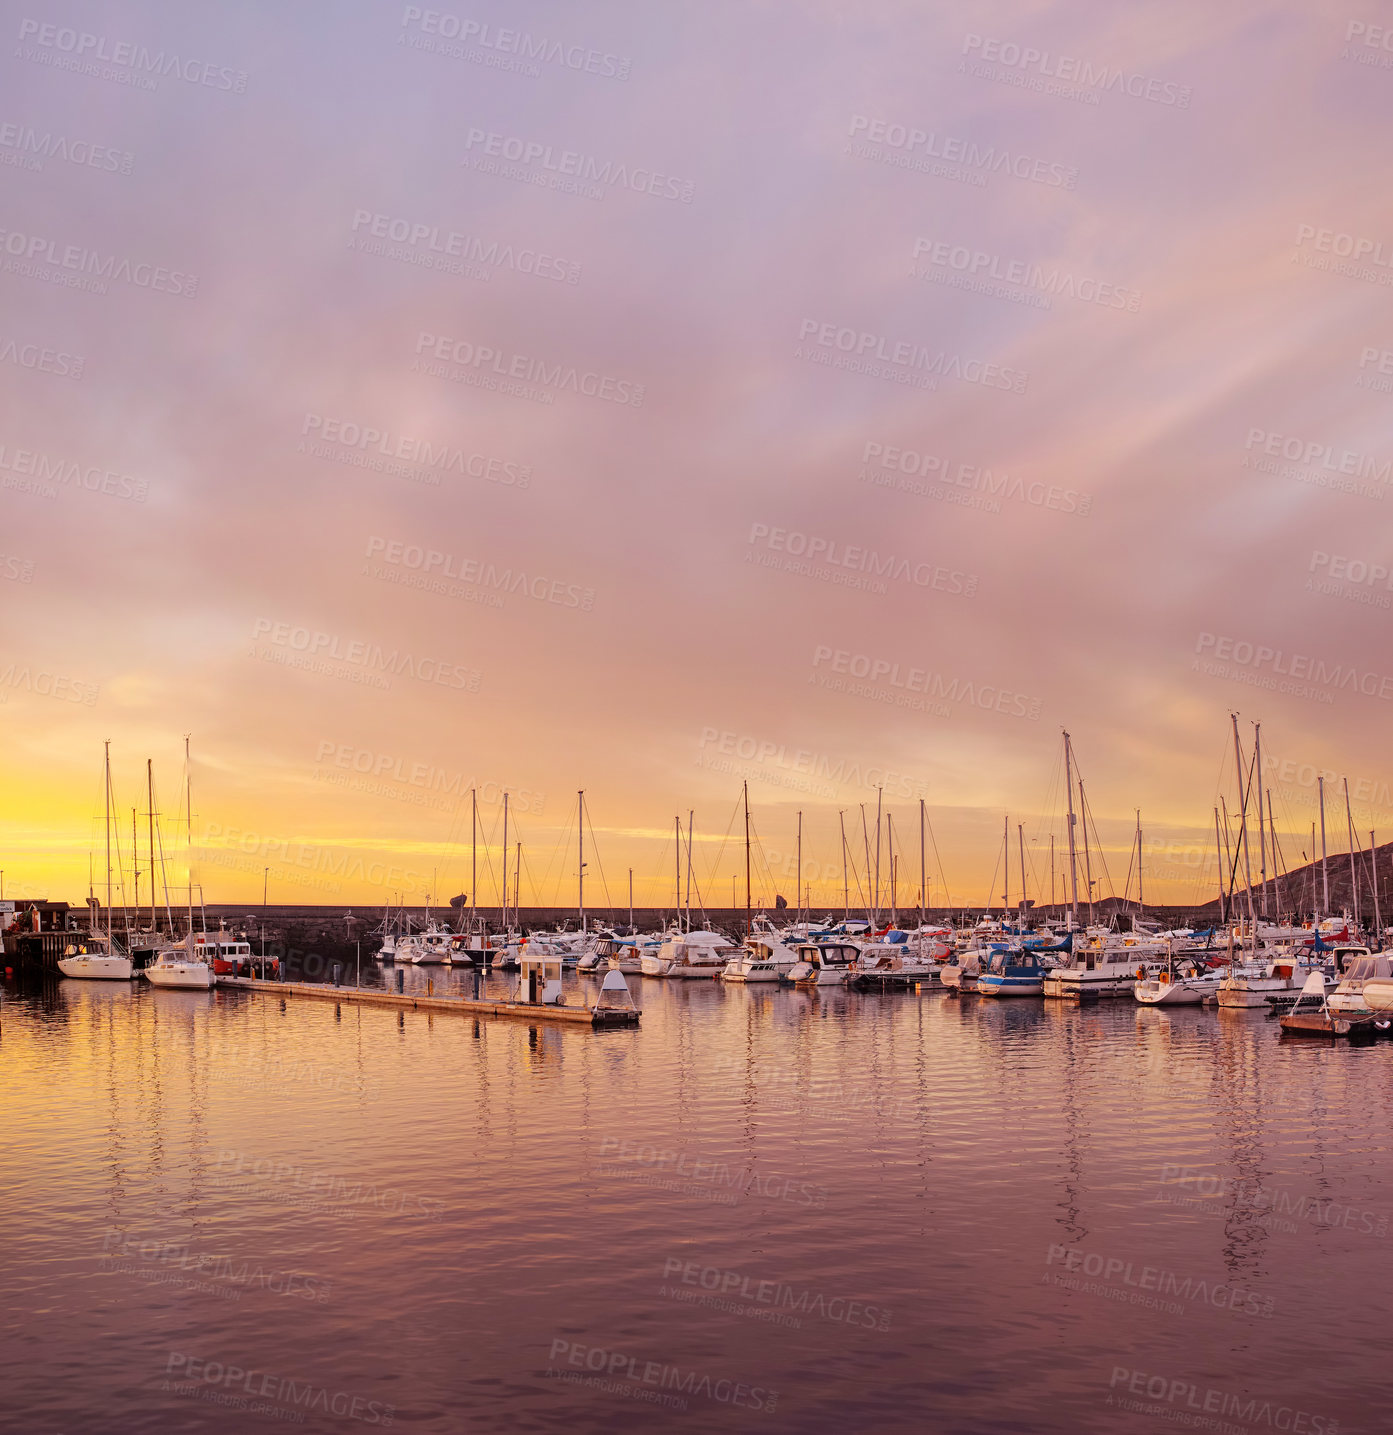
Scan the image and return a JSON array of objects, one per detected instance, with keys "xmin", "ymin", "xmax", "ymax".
[
  {"xmin": 628, "ymin": 868, "xmax": 633, "ymax": 931},
  {"xmin": 577, "ymin": 790, "xmax": 585, "ymax": 933},
  {"xmin": 1214, "ymin": 807, "xmax": 1227, "ymax": 925},
  {"xmin": 1370, "ymin": 830, "xmax": 1382, "ymax": 937},
  {"xmin": 1344, "ymin": 778, "xmax": 1359, "ymax": 929},
  {"xmin": 1002, "ymin": 813, "xmax": 1009, "ymax": 918},
  {"xmin": 839, "ymin": 810, "xmax": 849, "ymax": 922},
  {"xmin": 1018, "ymin": 822, "xmax": 1026, "ymax": 927},
  {"xmin": 104, "ymin": 739, "xmax": 112, "ymax": 942},
  {"xmin": 919, "ymin": 798, "xmax": 927, "ymax": 929},
  {"xmin": 1269, "ymin": 793, "xmax": 1283, "ymax": 917},
  {"xmin": 743, "ymin": 781, "xmax": 751, "ymax": 937},
  {"xmin": 674, "ymin": 815, "xmax": 681, "ymax": 924},
  {"xmin": 132, "ymin": 807, "xmax": 139, "ymax": 924},
  {"xmin": 471, "ymin": 788, "xmax": 477, "ymax": 923},
  {"xmin": 1318, "ymin": 777, "xmax": 1329, "ymax": 916},
  {"xmin": 687, "ymin": 810, "xmax": 694, "ymax": 931},
  {"xmin": 184, "ymin": 735, "xmax": 193, "ymax": 941},
  {"xmin": 1050, "ymin": 834, "xmax": 1055, "ymax": 913},
  {"xmin": 887, "ymin": 814, "xmax": 896, "ymax": 926},
  {"xmin": 873, "ymin": 786, "xmax": 883, "ymax": 927},
  {"xmin": 1079, "ymin": 781, "xmax": 1093, "ymax": 924},
  {"xmin": 1230, "ymin": 712, "xmax": 1257, "ymax": 931},
  {"xmin": 1254, "ymin": 723, "xmax": 1267, "ymax": 917},
  {"xmin": 502, "ymin": 792, "xmax": 509, "ymax": 928},
  {"xmin": 1063, "ymin": 732, "xmax": 1080, "ymax": 926},
  {"xmin": 1136, "ymin": 809, "xmax": 1143, "ymax": 911},
  {"xmin": 514, "ymin": 841, "xmax": 520, "ymax": 917},
  {"xmin": 147, "ymin": 759, "xmax": 155, "ymax": 930},
  {"xmin": 860, "ymin": 805, "xmax": 873, "ymax": 926}
]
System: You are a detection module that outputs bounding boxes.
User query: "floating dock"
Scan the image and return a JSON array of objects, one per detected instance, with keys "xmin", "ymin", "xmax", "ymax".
[{"xmin": 215, "ymin": 976, "xmax": 640, "ymax": 1027}]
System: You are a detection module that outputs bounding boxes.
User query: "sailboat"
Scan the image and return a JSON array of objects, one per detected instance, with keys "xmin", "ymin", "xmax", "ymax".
[
  {"xmin": 145, "ymin": 738, "xmax": 213, "ymax": 990},
  {"xmin": 59, "ymin": 742, "xmax": 134, "ymax": 980}
]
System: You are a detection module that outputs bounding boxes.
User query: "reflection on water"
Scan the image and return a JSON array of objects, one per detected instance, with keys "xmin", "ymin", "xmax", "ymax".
[{"xmin": 1, "ymin": 972, "xmax": 1388, "ymax": 1432}]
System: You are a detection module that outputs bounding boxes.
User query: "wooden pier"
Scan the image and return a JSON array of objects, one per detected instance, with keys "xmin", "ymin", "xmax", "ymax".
[{"xmin": 215, "ymin": 976, "xmax": 641, "ymax": 1028}]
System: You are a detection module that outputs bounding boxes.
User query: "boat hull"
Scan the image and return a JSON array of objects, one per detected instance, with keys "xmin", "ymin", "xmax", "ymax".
[
  {"xmin": 977, "ymin": 976, "xmax": 1043, "ymax": 997},
  {"xmin": 57, "ymin": 954, "xmax": 133, "ymax": 980},
  {"xmin": 1134, "ymin": 981, "xmax": 1216, "ymax": 1006},
  {"xmin": 144, "ymin": 963, "xmax": 213, "ymax": 989}
]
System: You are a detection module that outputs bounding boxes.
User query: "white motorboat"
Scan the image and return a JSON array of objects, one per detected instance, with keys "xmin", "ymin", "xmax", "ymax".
[
  {"xmin": 403, "ymin": 926, "xmax": 459, "ymax": 964},
  {"xmin": 1217, "ymin": 945, "xmax": 1324, "ymax": 1008},
  {"xmin": 786, "ymin": 941, "xmax": 858, "ymax": 986},
  {"xmin": 850, "ymin": 940, "xmax": 945, "ymax": 987},
  {"xmin": 940, "ymin": 949, "xmax": 985, "ymax": 992},
  {"xmin": 57, "ymin": 934, "xmax": 133, "ymax": 981},
  {"xmin": 720, "ymin": 930, "xmax": 801, "ymax": 983},
  {"xmin": 144, "ymin": 940, "xmax": 214, "ymax": 990},
  {"xmin": 1134, "ymin": 957, "xmax": 1223, "ymax": 1006},
  {"xmin": 642, "ymin": 929, "xmax": 735, "ymax": 978},
  {"xmin": 1044, "ymin": 939, "xmax": 1165, "ymax": 999},
  {"xmin": 1326, "ymin": 951, "xmax": 1393, "ymax": 1018}
]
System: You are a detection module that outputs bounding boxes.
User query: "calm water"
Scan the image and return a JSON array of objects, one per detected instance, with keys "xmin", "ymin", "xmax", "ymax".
[{"xmin": 2, "ymin": 967, "xmax": 1387, "ymax": 1434}]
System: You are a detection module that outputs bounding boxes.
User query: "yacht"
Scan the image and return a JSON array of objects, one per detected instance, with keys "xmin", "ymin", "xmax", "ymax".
[
  {"xmin": 940, "ymin": 949, "xmax": 985, "ymax": 992},
  {"xmin": 720, "ymin": 929, "xmax": 801, "ymax": 983},
  {"xmin": 1133, "ymin": 956, "xmax": 1223, "ymax": 1006},
  {"xmin": 787, "ymin": 941, "xmax": 858, "ymax": 986},
  {"xmin": 1217, "ymin": 946, "xmax": 1322, "ymax": 1008},
  {"xmin": 57, "ymin": 933, "xmax": 133, "ymax": 981},
  {"xmin": 642, "ymin": 929, "xmax": 735, "ymax": 978},
  {"xmin": 403, "ymin": 926, "xmax": 456, "ymax": 964},
  {"xmin": 144, "ymin": 938, "xmax": 214, "ymax": 990},
  {"xmin": 1043, "ymin": 936, "xmax": 1162, "ymax": 998},
  {"xmin": 1326, "ymin": 951, "xmax": 1392, "ymax": 1018},
  {"xmin": 977, "ymin": 948, "xmax": 1051, "ymax": 998},
  {"xmin": 850, "ymin": 931, "xmax": 947, "ymax": 987}
]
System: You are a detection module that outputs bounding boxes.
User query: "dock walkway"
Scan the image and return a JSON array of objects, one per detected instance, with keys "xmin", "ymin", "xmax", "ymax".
[{"xmin": 215, "ymin": 976, "xmax": 640, "ymax": 1027}]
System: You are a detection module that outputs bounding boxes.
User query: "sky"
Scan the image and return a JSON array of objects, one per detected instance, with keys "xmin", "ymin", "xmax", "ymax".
[{"xmin": 2, "ymin": 0, "xmax": 1392, "ymax": 916}]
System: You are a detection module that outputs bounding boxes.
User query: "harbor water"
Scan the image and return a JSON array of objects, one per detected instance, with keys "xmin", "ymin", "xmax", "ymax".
[{"xmin": 1, "ymin": 970, "xmax": 1387, "ymax": 1432}]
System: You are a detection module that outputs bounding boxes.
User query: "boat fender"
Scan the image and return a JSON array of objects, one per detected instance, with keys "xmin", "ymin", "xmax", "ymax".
[{"xmin": 1333, "ymin": 1018, "xmax": 1351, "ymax": 1035}]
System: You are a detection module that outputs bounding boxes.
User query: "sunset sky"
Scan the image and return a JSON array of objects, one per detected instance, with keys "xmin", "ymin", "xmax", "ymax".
[{"xmin": 3, "ymin": 1, "xmax": 1391, "ymax": 913}]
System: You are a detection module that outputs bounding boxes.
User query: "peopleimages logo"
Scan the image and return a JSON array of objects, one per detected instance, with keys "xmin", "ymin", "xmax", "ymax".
[
  {"xmin": 811, "ymin": 646, "xmax": 1042, "ymax": 720},
  {"xmin": 960, "ymin": 34, "xmax": 1192, "ymax": 107},
  {"xmin": 250, "ymin": 618, "xmax": 479, "ymax": 690},
  {"xmin": 365, "ymin": 537, "xmax": 596, "ymax": 610},
  {"xmin": 0, "ymin": 226, "xmax": 197, "ymax": 297},
  {"xmin": 846, "ymin": 115, "xmax": 1077, "ymax": 189},
  {"xmin": 912, "ymin": 237, "xmax": 1141, "ymax": 312},
  {"xmin": 1244, "ymin": 428, "xmax": 1391, "ymax": 484},
  {"xmin": 0, "ymin": 121, "xmax": 133, "ymax": 174},
  {"xmin": 1295, "ymin": 222, "xmax": 1393, "ymax": 268},
  {"xmin": 462, "ymin": 128, "xmax": 692, "ymax": 202},
  {"xmin": 15, "ymin": 19, "xmax": 249, "ymax": 92},
  {"xmin": 400, "ymin": 7, "xmax": 632, "ymax": 79},
  {"xmin": 797, "ymin": 319, "xmax": 1028, "ymax": 393},
  {"xmin": 0, "ymin": 336, "xmax": 83, "ymax": 379},
  {"xmin": 1194, "ymin": 632, "xmax": 1393, "ymax": 702},
  {"xmin": 412, "ymin": 332, "xmax": 645, "ymax": 407},
  {"xmin": 349, "ymin": 209, "xmax": 580, "ymax": 283},
  {"xmin": 748, "ymin": 523, "xmax": 977, "ymax": 596},
  {"xmin": 301, "ymin": 414, "xmax": 531, "ymax": 487}
]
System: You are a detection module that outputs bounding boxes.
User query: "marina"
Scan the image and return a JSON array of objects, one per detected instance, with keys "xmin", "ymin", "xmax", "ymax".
[
  {"xmin": 3, "ymin": 5, "xmax": 1387, "ymax": 1428},
  {"xmin": 2, "ymin": 958, "xmax": 1389, "ymax": 1434}
]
